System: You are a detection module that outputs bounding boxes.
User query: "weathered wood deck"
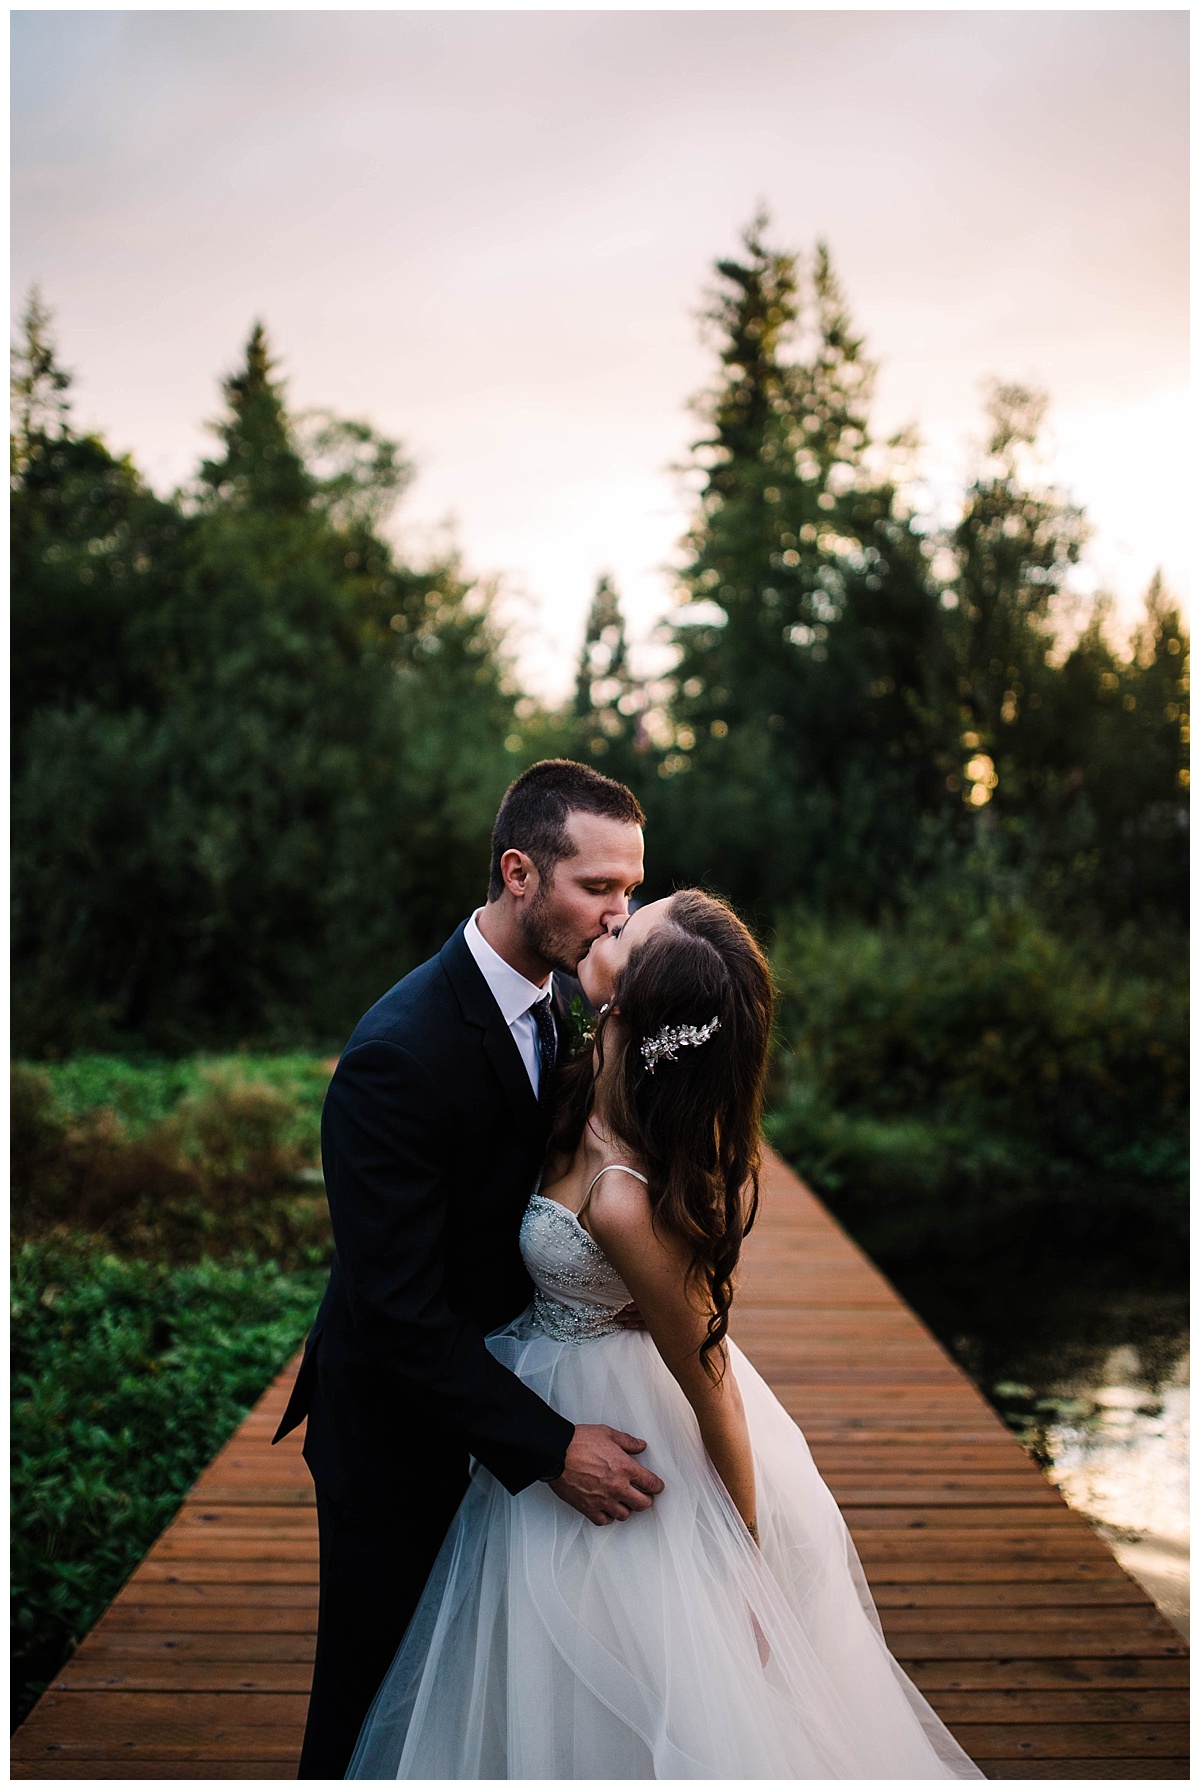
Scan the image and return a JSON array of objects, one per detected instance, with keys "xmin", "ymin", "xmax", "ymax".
[{"xmin": 11, "ymin": 1150, "xmax": 1188, "ymax": 1779}]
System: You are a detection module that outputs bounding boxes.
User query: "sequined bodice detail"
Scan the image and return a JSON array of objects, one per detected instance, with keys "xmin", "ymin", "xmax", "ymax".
[{"xmin": 520, "ymin": 1193, "xmax": 633, "ymax": 1342}]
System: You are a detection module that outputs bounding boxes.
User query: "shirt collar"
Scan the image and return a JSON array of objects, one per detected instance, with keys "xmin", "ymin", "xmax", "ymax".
[{"xmin": 464, "ymin": 908, "xmax": 552, "ymax": 1027}]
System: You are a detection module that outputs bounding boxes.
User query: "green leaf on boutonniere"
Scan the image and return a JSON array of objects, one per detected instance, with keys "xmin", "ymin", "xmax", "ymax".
[{"xmin": 566, "ymin": 994, "xmax": 596, "ymax": 1058}]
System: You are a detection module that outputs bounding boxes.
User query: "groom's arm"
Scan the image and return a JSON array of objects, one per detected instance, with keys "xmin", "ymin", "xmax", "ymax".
[{"xmin": 320, "ymin": 1038, "xmax": 575, "ymax": 1494}]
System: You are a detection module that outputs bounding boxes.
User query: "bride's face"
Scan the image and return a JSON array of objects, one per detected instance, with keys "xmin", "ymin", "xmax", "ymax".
[{"xmin": 577, "ymin": 897, "xmax": 673, "ymax": 1009}]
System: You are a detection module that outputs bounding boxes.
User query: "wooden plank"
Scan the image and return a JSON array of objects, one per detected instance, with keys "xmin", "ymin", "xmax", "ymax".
[
  {"xmin": 907, "ymin": 1658, "xmax": 1192, "ymax": 1691},
  {"xmin": 973, "ymin": 1761, "xmax": 1189, "ymax": 1779},
  {"xmin": 946, "ymin": 1722, "xmax": 1189, "ymax": 1758},
  {"xmin": 56, "ymin": 1634, "xmax": 317, "ymax": 1665},
  {"xmin": 881, "ymin": 1607, "xmax": 1181, "ymax": 1635},
  {"xmin": 135, "ymin": 1560, "xmax": 320, "ymax": 1584},
  {"xmin": 10, "ymin": 1145, "xmax": 1187, "ymax": 1782},
  {"xmin": 104, "ymin": 1583, "xmax": 318, "ymax": 1610},
  {"xmin": 852, "ymin": 1534, "xmax": 1128, "ymax": 1562},
  {"xmin": 55, "ymin": 1660, "xmax": 316, "ymax": 1693},
  {"xmin": 874, "ymin": 1582, "xmax": 1155, "ymax": 1608},
  {"xmin": 844, "ymin": 1505, "xmax": 1084, "ymax": 1528},
  {"xmin": 928, "ymin": 1690, "xmax": 1189, "ymax": 1723},
  {"xmin": 829, "ymin": 1483, "xmax": 1065, "ymax": 1505},
  {"xmin": 11, "ymin": 1762, "xmax": 299, "ymax": 1779},
  {"xmin": 153, "ymin": 1536, "xmax": 320, "ymax": 1560},
  {"xmin": 885, "ymin": 1635, "xmax": 1186, "ymax": 1662},
  {"xmin": 844, "ymin": 1560, "xmax": 1138, "ymax": 1583},
  {"xmin": 99, "ymin": 1605, "xmax": 318, "ymax": 1632},
  {"xmin": 13, "ymin": 1689, "xmax": 308, "ymax": 1749}
]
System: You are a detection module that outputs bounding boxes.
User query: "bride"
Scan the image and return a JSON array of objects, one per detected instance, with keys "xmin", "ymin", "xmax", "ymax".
[{"xmin": 348, "ymin": 889, "xmax": 981, "ymax": 1780}]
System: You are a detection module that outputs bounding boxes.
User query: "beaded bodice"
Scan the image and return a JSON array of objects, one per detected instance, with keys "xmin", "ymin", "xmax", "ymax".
[{"xmin": 520, "ymin": 1191, "xmax": 634, "ymax": 1342}]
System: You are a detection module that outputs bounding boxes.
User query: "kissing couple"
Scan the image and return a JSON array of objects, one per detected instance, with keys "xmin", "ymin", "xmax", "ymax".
[{"xmin": 275, "ymin": 759, "xmax": 981, "ymax": 1779}]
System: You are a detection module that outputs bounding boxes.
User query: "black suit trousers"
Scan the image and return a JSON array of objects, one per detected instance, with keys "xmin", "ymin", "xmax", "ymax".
[{"xmin": 297, "ymin": 1459, "xmax": 470, "ymax": 1779}]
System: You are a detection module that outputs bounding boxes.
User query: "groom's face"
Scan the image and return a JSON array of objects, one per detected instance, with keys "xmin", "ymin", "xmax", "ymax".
[{"xmin": 520, "ymin": 811, "xmax": 644, "ymax": 976}]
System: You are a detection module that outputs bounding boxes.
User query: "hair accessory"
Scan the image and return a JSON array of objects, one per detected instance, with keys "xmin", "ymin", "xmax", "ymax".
[{"xmin": 640, "ymin": 1014, "xmax": 721, "ymax": 1074}]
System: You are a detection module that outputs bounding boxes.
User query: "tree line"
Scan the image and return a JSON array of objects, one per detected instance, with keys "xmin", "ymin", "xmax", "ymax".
[{"xmin": 12, "ymin": 219, "xmax": 1188, "ymax": 1055}]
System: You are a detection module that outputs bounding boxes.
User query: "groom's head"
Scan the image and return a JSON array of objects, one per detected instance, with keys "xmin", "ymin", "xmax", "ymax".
[{"xmin": 487, "ymin": 760, "xmax": 645, "ymax": 977}]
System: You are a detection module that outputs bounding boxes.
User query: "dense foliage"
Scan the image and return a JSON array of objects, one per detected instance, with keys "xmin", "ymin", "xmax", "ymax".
[
  {"xmin": 12, "ymin": 1056, "xmax": 331, "ymax": 1263},
  {"xmin": 11, "ymin": 1239, "xmax": 326, "ymax": 1726},
  {"xmin": 580, "ymin": 223, "xmax": 1189, "ymax": 941},
  {"xmin": 13, "ymin": 302, "xmax": 524, "ymax": 1055},
  {"xmin": 765, "ymin": 876, "xmax": 1187, "ymax": 1263}
]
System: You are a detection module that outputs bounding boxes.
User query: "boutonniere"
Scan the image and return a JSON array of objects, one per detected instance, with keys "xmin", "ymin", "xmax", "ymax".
[{"xmin": 566, "ymin": 993, "xmax": 597, "ymax": 1058}]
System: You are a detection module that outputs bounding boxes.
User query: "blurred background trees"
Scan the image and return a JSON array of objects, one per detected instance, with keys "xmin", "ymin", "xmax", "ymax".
[
  {"xmin": 12, "ymin": 303, "xmax": 523, "ymax": 1054},
  {"xmin": 12, "ymin": 233, "xmax": 1188, "ymax": 1158}
]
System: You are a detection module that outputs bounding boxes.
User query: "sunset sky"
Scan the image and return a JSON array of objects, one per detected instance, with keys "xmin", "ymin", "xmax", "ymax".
[{"xmin": 12, "ymin": 9, "xmax": 1189, "ymax": 699}]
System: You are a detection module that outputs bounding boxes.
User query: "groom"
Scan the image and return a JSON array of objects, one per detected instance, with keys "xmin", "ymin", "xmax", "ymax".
[{"xmin": 275, "ymin": 759, "xmax": 664, "ymax": 1779}]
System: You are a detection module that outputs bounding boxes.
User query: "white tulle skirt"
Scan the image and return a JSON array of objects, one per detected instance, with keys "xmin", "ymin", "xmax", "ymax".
[{"xmin": 348, "ymin": 1317, "xmax": 983, "ymax": 1779}]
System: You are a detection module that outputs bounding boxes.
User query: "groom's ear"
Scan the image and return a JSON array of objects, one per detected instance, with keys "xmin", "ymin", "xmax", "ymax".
[{"xmin": 498, "ymin": 847, "xmax": 539, "ymax": 901}]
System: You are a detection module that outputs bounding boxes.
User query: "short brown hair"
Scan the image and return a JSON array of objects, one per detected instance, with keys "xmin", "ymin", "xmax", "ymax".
[{"xmin": 488, "ymin": 759, "xmax": 645, "ymax": 900}]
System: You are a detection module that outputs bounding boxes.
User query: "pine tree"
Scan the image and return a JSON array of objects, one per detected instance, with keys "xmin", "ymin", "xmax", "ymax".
[
  {"xmin": 572, "ymin": 574, "xmax": 643, "ymax": 779},
  {"xmin": 10, "ymin": 287, "xmax": 71, "ymax": 447},
  {"xmin": 10, "ymin": 292, "xmax": 184, "ymax": 747},
  {"xmin": 791, "ymin": 242, "xmax": 874, "ymax": 490},
  {"xmin": 651, "ymin": 220, "xmax": 955, "ymax": 917},
  {"xmin": 198, "ymin": 321, "xmax": 314, "ymax": 514}
]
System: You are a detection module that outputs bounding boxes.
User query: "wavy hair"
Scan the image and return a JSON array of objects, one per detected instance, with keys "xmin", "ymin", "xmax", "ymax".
[{"xmin": 550, "ymin": 890, "xmax": 774, "ymax": 1375}]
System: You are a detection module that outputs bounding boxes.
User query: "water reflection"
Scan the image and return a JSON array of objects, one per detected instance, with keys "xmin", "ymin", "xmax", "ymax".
[
  {"xmin": 992, "ymin": 1348, "xmax": 1189, "ymax": 1637},
  {"xmin": 875, "ymin": 1249, "xmax": 1189, "ymax": 1638}
]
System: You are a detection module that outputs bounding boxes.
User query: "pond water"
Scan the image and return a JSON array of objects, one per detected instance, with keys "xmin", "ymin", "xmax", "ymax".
[{"xmin": 878, "ymin": 1249, "xmax": 1189, "ymax": 1638}]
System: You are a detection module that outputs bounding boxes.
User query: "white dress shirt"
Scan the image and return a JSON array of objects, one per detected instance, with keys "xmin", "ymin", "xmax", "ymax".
[{"xmin": 464, "ymin": 908, "xmax": 553, "ymax": 1097}]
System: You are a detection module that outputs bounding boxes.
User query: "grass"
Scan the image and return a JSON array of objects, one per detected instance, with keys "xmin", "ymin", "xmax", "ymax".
[{"xmin": 25, "ymin": 1050, "xmax": 334, "ymax": 1149}]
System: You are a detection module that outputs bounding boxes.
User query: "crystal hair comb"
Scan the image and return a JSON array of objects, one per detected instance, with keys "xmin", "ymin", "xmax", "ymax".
[{"xmin": 640, "ymin": 1015, "xmax": 721, "ymax": 1074}]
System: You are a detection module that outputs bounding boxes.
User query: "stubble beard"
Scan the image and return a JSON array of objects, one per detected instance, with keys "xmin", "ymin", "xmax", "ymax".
[{"xmin": 518, "ymin": 881, "xmax": 591, "ymax": 978}]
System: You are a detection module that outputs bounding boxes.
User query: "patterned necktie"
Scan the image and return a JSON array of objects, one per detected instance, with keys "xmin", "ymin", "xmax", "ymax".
[{"xmin": 531, "ymin": 995, "xmax": 557, "ymax": 1104}]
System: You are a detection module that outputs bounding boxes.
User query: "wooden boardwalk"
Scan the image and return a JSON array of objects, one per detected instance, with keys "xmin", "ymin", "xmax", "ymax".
[{"xmin": 11, "ymin": 1151, "xmax": 1188, "ymax": 1779}]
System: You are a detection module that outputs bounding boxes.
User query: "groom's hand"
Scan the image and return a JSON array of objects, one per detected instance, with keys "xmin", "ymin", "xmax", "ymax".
[{"xmin": 548, "ymin": 1425, "xmax": 664, "ymax": 1525}]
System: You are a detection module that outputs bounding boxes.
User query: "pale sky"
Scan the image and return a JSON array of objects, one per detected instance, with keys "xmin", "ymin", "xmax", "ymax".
[{"xmin": 12, "ymin": 9, "xmax": 1189, "ymax": 699}]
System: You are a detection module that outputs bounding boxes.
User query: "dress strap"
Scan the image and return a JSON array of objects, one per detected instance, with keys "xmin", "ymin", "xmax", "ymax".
[{"xmin": 579, "ymin": 1162, "xmax": 649, "ymax": 1222}]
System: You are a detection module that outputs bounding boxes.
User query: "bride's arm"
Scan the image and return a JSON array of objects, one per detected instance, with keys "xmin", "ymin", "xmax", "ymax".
[{"xmin": 587, "ymin": 1177, "xmax": 757, "ymax": 1539}]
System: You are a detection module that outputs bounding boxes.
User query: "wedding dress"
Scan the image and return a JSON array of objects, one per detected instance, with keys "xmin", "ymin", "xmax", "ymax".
[{"xmin": 348, "ymin": 1173, "xmax": 983, "ymax": 1779}]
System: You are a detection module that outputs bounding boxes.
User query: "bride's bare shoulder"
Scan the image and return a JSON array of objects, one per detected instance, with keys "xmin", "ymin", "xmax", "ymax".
[
  {"xmin": 587, "ymin": 1163, "xmax": 651, "ymax": 1219},
  {"xmin": 587, "ymin": 1164, "xmax": 676, "ymax": 1251}
]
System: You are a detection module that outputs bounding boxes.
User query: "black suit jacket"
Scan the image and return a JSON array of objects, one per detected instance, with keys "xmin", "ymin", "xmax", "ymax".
[{"xmin": 274, "ymin": 922, "xmax": 578, "ymax": 1507}]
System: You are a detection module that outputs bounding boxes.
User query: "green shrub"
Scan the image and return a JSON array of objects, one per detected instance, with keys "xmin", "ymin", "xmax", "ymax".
[
  {"xmin": 766, "ymin": 889, "xmax": 1187, "ymax": 1260},
  {"xmin": 24, "ymin": 1050, "xmax": 333, "ymax": 1145},
  {"xmin": 11, "ymin": 1060, "xmax": 333, "ymax": 1266},
  {"xmin": 11, "ymin": 1238, "xmax": 325, "ymax": 1727}
]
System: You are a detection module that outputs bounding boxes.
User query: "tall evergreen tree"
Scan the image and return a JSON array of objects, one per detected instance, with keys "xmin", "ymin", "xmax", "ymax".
[
  {"xmin": 11, "ymin": 293, "xmax": 185, "ymax": 749},
  {"xmin": 198, "ymin": 321, "xmax": 314, "ymax": 514},
  {"xmin": 651, "ymin": 219, "xmax": 956, "ymax": 918},
  {"xmin": 572, "ymin": 573, "xmax": 643, "ymax": 782}
]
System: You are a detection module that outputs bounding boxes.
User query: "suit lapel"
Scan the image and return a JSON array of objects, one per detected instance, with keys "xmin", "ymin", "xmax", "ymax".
[{"xmin": 441, "ymin": 924, "xmax": 542, "ymax": 1132}]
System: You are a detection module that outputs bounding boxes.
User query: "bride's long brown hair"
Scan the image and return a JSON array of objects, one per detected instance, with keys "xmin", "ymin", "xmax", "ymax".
[{"xmin": 549, "ymin": 890, "xmax": 774, "ymax": 1375}]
